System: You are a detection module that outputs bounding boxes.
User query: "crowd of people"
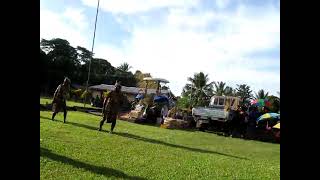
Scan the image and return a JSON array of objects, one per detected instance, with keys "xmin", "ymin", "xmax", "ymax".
[{"xmin": 227, "ymin": 105, "xmax": 279, "ymax": 142}]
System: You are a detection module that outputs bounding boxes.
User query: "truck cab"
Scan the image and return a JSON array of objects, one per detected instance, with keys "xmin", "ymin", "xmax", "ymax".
[{"xmin": 192, "ymin": 96, "xmax": 240, "ymax": 131}]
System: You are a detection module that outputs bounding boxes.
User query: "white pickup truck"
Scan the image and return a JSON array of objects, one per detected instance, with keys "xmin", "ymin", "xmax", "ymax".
[{"xmin": 192, "ymin": 96, "xmax": 240, "ymax": 131}]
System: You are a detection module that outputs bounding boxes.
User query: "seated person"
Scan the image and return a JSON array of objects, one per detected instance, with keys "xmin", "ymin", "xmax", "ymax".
[{"xmin": 135, "ymin": 100, "xmax": 145, "ymax": 111}]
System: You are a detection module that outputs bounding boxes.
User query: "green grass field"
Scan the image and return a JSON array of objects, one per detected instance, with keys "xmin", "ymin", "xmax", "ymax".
[
  {"xmin": 40, "ymin": 110, "xmax": 280, "ymax": 179},
  {"xmin": 40, "ymin": 97, "xmax": 97, "ymax": 108}
]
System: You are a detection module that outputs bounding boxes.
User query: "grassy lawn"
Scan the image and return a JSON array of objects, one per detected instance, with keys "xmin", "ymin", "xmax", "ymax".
[
  {"xmin": 40, "ymin": 110, "xmax": 280, "ymax": 179},
  {"xmin": 40, "ymin": 97, "xmax": 97, "ymax": 108}
]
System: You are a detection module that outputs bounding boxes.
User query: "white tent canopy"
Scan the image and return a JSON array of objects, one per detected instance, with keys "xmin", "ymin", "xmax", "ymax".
[{"xmin": 143, "ymin": 77, "xmax": 169, "ymax": 83}]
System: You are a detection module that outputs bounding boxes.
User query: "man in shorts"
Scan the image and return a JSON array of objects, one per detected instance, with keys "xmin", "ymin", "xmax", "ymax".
[
  {"xmin": 52, "ymin": 77, "xmax": 71, "ymax": 123},
  {"xmin": 98, "ymin": 81, "xmax": 124, "ymax": 133}
]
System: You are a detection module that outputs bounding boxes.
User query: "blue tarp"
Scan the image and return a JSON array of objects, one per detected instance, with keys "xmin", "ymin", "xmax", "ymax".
[
  {"xmin": 154, "ymin": 95, "xmax": 169, "ymax": 103},
  {"xmin": 136, "ymin": 94, "xmax": 144, "ymax": 99}
]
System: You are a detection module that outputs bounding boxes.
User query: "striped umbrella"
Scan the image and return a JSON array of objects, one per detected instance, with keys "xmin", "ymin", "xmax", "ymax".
[{"xmin": 257, "ymin": 113, "xmax": 280, "ymax": 122}]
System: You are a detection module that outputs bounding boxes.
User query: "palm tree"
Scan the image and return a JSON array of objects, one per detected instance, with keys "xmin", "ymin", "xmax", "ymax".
[
  {"xmin": 117, "ymin": 62, "xmax": 132, "ymax": 72},
  {"xmin": 254, "ymin": 89, "xmax": 269, "ymax": 99},
  {"xmin": 182, "ymin": 72, "xmax": 214, "ymax": 107},
  {"xmin": 224, "ymin": 86, "xmax": 234, "ymax": 96},
  {"xmin": 213, "ymin": 81, "xmax": 226, "ymax": 96},
  {"xmin": 236, "ymin": 84, "xmax": 253, "ymax": 105}
]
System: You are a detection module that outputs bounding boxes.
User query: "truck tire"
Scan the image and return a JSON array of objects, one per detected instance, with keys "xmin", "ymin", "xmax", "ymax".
[{"xmin": 198, "ymin": 123, "xmax": 208, "ymax": 131}]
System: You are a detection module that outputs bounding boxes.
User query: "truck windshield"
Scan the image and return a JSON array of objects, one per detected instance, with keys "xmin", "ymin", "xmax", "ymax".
[{"xmin": 218, "ymin": 98, "xmax": 225, "ymax": 105}]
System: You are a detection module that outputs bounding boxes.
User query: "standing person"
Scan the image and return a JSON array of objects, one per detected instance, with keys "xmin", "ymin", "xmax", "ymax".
[
  {"xmin": 51, "ymin": 77, "xmax": 71, "ymax": 123},
  {"xmin": 247, "ymin": 106, "xmax": 259, "ymax": 139},
  {"xmin": 160, "ymin": 104, "xmax": 168, "ymax": 124},
  {"xmin": 230, "ymin": 106, "xmax": 241, "ymax": 137},
  {"xmin": 239, "ymin": 106, "xmax": 248, "ymax": 138},
  {"xmin": 94, "ymin": 95, "xmax": 100, "ymax": 107},
  {"xmin": 98, "ymin": 82, "xmax": 124, "ymax": 133}
]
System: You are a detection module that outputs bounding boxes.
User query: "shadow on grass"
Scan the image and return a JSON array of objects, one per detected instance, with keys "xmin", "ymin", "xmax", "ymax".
[
  {"xmin": 113, "ymin": 132, "xmax": 248, "ymax": 160},
  {"xmin": 40, "ymin": 116, "xmax": 248, "ymax": 160},
  {"xmin": 40, "ymin": 116, "xmax": 108, "ymax": 133},
  {"xmin": 40, "ymin": 147, "xmax": 146, "ymax": 180},
  {"xmin": 136, "ymin": 122, "xmax": 197, "ymax": 133}
]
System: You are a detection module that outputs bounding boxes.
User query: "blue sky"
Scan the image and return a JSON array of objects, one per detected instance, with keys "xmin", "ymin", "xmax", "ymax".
[{"xmin": 40, "ymin": 0, "xmax": 280, "ymax": 96}]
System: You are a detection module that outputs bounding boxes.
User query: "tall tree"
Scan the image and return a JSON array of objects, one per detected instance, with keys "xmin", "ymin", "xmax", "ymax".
[
  {"xmin": 236, "ymin": 84, "xmax": 253, "ymax": 105},
  {"xmin": 182, "ymin": 72, "xmax": 213, "ymax": 107},
  {"xmin": 86, "ymin": 58, "xmax": 116, "ymax": 85},
  {"xmin": 224, "ymin": 86, "xmax": 234, "ymax": 96},
  {"xmin": 40, "ymin": 38, "xmax": 79, "ymax": 91},
  {"xmin": 109, "ymin": 69, "xmax": 137, "ymax": 87},
  {"xmin": 213, "ymin": 81, "xmax": 226, "ymax": 96},
  {"xmin": 40, "ymin": 38, "xmax": 78, "ymax": 64},
  {"xmin": 254, "ymin": 89, "xmax": 269, "ymax": 99},
  {"xmin": 76, "ymin": 46, "xmax": 93, "ymax": 64},
  {"xmin": 117, "ymin": 62, "xmax": 132, "ymax": 72}
]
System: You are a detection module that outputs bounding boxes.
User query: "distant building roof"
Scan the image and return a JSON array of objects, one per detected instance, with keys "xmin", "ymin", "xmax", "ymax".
[{"xmin": 89, "ymin": 84, "xmax": 169, "ymax": 95}]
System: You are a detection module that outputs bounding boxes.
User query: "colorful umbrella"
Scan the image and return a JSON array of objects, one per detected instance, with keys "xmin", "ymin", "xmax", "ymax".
[
  {"xmin": 251, "ymin": 99, "xmax": 271, "ymax": 107},
  {"xmin": 273, "ymin": 122, "xmax": 280, "ymax": 129},
  {"xmin": 257, "ymin": 113, "xmax": 280, "ymax": 121}
]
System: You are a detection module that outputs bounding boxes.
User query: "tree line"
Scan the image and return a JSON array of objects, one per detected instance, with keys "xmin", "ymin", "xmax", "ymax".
[
  {"xmin": 40, "ymin": 38, "xmax": 159, "ymax": 96},
  {"xmin": 178, "ymin": 72, "xmax": 280, "ymax": 113}
]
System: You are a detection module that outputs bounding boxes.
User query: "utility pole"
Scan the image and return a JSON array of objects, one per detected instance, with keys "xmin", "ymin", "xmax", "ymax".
[{"xmin": 84, "ymin": 0, "xmax": 100, "ymax": 107}]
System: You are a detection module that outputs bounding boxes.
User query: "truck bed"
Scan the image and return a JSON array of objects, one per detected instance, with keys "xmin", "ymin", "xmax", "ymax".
[{"xmin": 192, "ymin": 107, "xmax": 226, "ymax": 121}]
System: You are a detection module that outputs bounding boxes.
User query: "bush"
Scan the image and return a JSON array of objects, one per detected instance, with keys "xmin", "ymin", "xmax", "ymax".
[
  {"xmin": 177, "ymin": 96, "xmax": 191, "ymax": 109},
  {"xmin": 103, "ymin": 91, "xmax": 109, "ymax": 98},
  {"xmin": 81, "ymin": 90, "xmax": 92, "ymax": 102},
  {"xmin": 70, "ymin": 89, "xmax": 84, "ymax": 100}
]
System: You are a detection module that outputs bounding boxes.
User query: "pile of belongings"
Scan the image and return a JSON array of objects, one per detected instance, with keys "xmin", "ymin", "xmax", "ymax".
[
  {"xmin": 161, "ymin": 117, "xmax": 189, "ymax": 129},
  {"xmin": 118, "ymin": 112, "xmax": 136, "ymax": 123},
  {"xmin": 128, "ymin": 103, "xmax": 145, "ymax": 120}
]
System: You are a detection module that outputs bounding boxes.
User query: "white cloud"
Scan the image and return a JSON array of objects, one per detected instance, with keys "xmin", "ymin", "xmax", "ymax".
[
  {"xmin": 107, "ymin": 3, "xmax": 279, "ymax": 95},
  {"xmin": 216, "ymin": 0, "xmax": 231, "ymax": 9},
  {"xmin": 94, "ymin": 43, "xmax": 127, "ymax": 67},
  {"xmin": 167, "ymin": 8, "xmax": 215, "ymax": 29},
  {"xmin": 40, "ymin": 7, "xmax": 91, "ymax": 49},
  {"xmin": 81, "ymin": 0, "xmax": 199, "ymax": 14},
  {"xmin": 41, "ymin": 0, "xmax": 280, "ymax": 96},
  {"xmin": 63, "ymin": 7, "xmax": 88, "ymax": 30}
]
